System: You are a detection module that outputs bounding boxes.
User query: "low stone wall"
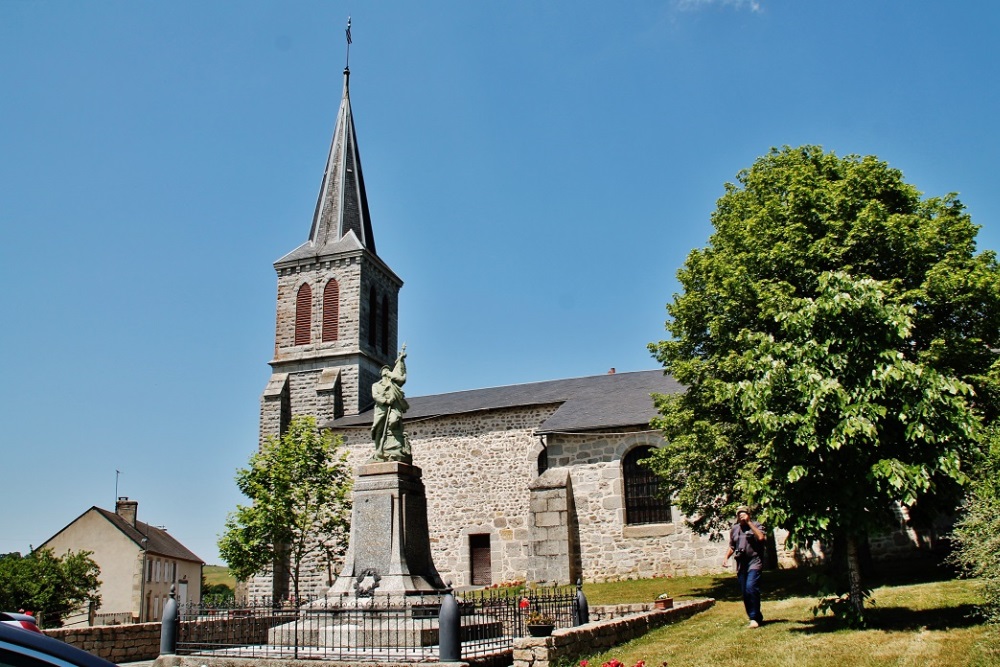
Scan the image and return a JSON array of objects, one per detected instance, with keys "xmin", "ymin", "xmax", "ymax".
[
  {"xmin": 44, "ymin": 615, "xmax": 289, "ymax": 663},
  {"xmin": 44, "ymin": 622, "xmax": 162, "ymax": 663},
  {"xmin": 512, "ymin": 599, "xmax": 714, "ymax": 667}
]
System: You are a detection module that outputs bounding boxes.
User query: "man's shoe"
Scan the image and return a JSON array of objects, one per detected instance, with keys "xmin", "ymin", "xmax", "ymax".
[{"xmin": 748, "ymin": 620, "xmax": 760, "ymax": 628}]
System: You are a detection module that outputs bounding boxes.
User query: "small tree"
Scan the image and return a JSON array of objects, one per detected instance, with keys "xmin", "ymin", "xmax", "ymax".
[
  {"xmin": 648, "ymin": 146, "xmax": 1000, "ymax": 624},
  {"xmin": 0, "ymin": 549, "xmax": 101, "ymax": 627},
  {"xmin": 950, "ymin": 419, "xmax": 1000, "ymax": 624},
  {"xmin": 218, "ymin": 415, "xmax": 352, "ymax": 603}
]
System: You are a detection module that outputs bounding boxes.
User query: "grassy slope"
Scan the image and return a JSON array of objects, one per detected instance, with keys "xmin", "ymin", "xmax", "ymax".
[
  {"xmin": 579, "ymin": 566, "xmax": 999, "ymax": 667},
  {"xmin": 202, "ymin": 564, "xmax": 236, "ymax": 589}
]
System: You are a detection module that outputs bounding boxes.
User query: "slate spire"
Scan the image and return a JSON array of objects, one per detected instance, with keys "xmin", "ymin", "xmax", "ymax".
[{"xmin": 306, "ymin": 66, "xmax": 377, "ymax": 256}]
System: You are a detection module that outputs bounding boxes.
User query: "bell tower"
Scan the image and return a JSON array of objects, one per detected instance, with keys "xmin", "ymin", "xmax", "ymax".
[{"xmin": 260, "ymin": 65, "xmax": 402, "ymax": 445}]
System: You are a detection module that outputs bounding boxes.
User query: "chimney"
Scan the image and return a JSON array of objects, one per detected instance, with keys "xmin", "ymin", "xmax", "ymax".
[
  {"xmin": 116, "ymin": 496, "xmax": 138, "ymax": 527},
  {"xmin": 608, "ymin": 368, "xmax": 616, "ymax": 374}
]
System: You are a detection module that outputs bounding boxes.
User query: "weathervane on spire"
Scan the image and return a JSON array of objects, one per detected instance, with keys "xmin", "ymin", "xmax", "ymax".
[{"xmin": 345, "ymin": 16, "xmax": 352, "ymax": 69}]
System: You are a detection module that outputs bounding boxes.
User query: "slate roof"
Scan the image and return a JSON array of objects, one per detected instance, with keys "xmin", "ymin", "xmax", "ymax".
[
  {"xmin": 276, "ymin": 67, "xmax": 376, "ymax": 267},
  {"xmin": 91, "ymin": 507, "xmax": 203, "ymax": 563},
  {"xmin": 326, "ymin": 369, "xmax": 685, "ymax": 434}
]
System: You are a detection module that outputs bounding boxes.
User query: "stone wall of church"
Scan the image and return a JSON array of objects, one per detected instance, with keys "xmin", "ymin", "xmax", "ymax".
[
  {"xmin": 326, "ymin": 408, "xmax": 728, "ymax": 590},
  {"xmin": 546, "ymin": 430, "xmax": 725, "ymax": 580},
  {"xmin": 332, "ymin": 405, "xmax": 560, "ymax": 589}
]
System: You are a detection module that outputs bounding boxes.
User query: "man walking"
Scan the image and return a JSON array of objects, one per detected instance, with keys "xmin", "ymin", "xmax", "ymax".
[{"xmin": 722, "ymin": 505, "xmax": 766, "ymax": 628}]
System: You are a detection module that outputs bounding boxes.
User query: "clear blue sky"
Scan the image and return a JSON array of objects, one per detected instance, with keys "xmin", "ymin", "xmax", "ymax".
[{"xmin": 2, "ymin": 1, "xmax": 998, "ymax": 566}]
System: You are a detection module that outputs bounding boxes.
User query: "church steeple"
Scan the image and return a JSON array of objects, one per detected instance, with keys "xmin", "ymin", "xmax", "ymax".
[
  {"xmin": 307, "ymin": 67, "xmax": 376, "ymax": 254},
  {"xmin": 264, "ymin": 51, "xmax": 402, "ymax": 442},
  {"xmin": 277, "ymin": 66, "xmax": 376, "ymax": 265}
]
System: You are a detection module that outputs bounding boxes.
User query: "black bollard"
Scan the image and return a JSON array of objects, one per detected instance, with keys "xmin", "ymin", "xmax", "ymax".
[
  {"xmin": 573, "ymin": 579, "xmax": 589, "ymax": 625},
  {"xmin": 160, "ymin": 585, "xmax": 179, "ymax": 655},
  {"xmin": 438, "ymin": 584, "xmax": 461, "ymax": 661}
]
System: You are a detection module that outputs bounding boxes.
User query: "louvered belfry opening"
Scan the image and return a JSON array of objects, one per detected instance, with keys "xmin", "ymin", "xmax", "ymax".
[
  {"xmin": 367, "ymin": 286, "xmax": 377, "ymax": 348},
  {"xmin": 380, "ymin": 295, "xmax": 389, "ymax": 354},
  {"xmin": 622, "ymin": 446, "xmax": 672, "ymax": 525},
  {"xmin": 295, "ymin": 283, "xmax": 312, "ymax": 345},
  {"xmin": 322, "ymin": 279, "xmax": 340, "ymax": 342}
]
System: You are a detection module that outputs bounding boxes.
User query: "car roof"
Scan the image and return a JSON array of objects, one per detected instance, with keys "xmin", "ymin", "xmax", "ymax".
[{"xmin": 0, "ymin": 621, "xmax": 117, "ymax": 667}]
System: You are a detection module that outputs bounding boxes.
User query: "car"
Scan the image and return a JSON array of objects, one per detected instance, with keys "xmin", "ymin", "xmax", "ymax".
[
  {"xmin": 0, "ymin": 612, "xmax": 43, "ymax": 634},
  {"xmin": 0, "ymin": 617, "xmax": 118, "ymax": 667}
]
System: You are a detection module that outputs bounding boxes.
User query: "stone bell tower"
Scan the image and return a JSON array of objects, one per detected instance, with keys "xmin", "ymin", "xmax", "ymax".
[{"xmin": 261, "ymin": 66, "xmax": 403, "ymax": 447}]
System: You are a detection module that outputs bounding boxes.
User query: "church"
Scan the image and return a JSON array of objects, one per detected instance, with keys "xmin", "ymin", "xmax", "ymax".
[{"xmin": 249, "ymin": 63, "xmax": 729, "ymax": 601}]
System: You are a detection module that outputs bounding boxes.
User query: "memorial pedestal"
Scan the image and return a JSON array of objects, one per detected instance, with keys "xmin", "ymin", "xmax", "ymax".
[{"xmin": 330, "ymin": 461, "xmax": 445, "ymax": 597}]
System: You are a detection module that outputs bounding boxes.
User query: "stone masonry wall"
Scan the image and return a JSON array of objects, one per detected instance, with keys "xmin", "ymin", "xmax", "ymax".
[
  {"xmin": 547, "ymin": 430, "xmax": 725, "ymax": 580},
  {"xmin": 512, "ymin": 599, "xmax": 715, "ymax": 667}
]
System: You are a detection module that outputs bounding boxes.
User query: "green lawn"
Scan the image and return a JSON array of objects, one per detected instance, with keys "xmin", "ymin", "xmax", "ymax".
[
  {"xmin": 578, "ymin": 565, "xmax": 999, "ymax": 667},
  {"xmin": 202, "ymin": 564, "xmax": 236, "ymax": 589}
]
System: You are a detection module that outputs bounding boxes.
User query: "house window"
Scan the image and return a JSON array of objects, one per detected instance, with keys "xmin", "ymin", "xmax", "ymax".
[
  {"xmin": 367, "ymin": 286, "xmax": 377, "ymax": 348},
  {"xmin": 380, "ymin": 295, "xmax": 389, "ymax": 354},
  {"xmin": 622, "ymin": 446, "xmax": 672, "ymax": 525},
  {"xmin": 295, "ymin": 283, "xmax": 312, "ymax": 345},
  {"xmin": 322, "ymin": 279, "xmax": 340, "ymax": 342}
]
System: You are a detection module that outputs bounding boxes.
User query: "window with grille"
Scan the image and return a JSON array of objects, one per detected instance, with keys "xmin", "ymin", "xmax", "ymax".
[
  {"xmin": 322, "ymin": 279, "xmax": 340, "ymax": 342},
  {"xmin": 295, "ymin": 283, "xmax": 312, "ymax": 345},
  {"xmin": 622, "ymin": 446, "xmax": 672, "ymax": 525}
]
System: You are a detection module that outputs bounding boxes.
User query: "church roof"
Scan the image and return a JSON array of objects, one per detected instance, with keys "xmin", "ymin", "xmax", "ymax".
[
  {"xmin": 327, "ymin": 369, "xmax": 684, "ymax": 434},
  {"xmin": 276, "ymin": 67, "xmax": 376, "ymax": 266}
]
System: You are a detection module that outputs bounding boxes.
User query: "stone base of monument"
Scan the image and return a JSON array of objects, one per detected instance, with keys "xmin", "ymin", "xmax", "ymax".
[
  {"xmin": 329, "ymin": 461, "xmax": 445, "ymax": 597},
  {"xmin": 266, "ymin": 607, "xmax": 504, "ymax": 648}
]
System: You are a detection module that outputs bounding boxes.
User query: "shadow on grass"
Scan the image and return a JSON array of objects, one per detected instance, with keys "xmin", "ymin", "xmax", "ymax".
[
  {"xmin": 683, "ymin": 559, "xmax": 962, "ymax": 606},
  {"xmin": 685, "ymin": 567, "xmax": 820, "ymax": 603},
  {"xmin": 792, "ymin": 603, "xmax": 982, "ymax": 633}
]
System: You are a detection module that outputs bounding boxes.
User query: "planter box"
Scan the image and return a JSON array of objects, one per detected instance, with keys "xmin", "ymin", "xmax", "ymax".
[
  {"xmin": 527, "ymin": 623, "xmax": 554, "ymax": 637},
  {"xmin": 654, "ymin": 598, "xmax": 673, "ymax": 610}
]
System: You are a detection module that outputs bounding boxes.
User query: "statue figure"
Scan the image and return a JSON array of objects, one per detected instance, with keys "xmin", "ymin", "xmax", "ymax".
[{"xmin": 371, "ymin": 345, "xmax": 411, "ymax": 463}]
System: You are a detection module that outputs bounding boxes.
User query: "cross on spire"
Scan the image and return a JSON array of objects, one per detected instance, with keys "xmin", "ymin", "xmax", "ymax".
[{"xmin": 345, "ymin": 16, "xmax": 352, "ymax": 68}]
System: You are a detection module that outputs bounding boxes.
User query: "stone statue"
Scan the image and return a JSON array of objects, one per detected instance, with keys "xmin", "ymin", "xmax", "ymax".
[{"xmin": 371, "ymin": 345, "xmax": 411, "ymax": 463}]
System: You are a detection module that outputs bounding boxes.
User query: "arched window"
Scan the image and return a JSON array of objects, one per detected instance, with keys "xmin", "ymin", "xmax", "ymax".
[
  {"xmin": 295, "ymin": 283, "xmax": 312, "ymax": 345},
  {"xmin": 322, "ymin": 279, "xmax": 340, "ymax": 342},
  {"xmin": 368, "ymin": 286, "xmax": 377, "ymax": 348},
  {"xmin": 380, "ymin": 295, "xmax": 390, "ymax": 354},
  {"xmin": 622, "ymin": 446, "xmax": 672, "ymax": 525}
]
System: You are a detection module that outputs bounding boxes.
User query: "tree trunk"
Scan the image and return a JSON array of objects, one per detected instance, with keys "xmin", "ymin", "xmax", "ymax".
[{"xmin": 845, "ymin": 534, "xmax": 865, "ymax": 620}]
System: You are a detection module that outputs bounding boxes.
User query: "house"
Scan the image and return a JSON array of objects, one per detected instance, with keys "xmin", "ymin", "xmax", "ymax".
[{"xmin": 38, "ymin": 497, "xmax": 203, "ymax": 623}]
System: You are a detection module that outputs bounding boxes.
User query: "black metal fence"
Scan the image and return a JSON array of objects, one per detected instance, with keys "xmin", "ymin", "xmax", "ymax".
[{"xmin": 173, "ymin": 585, "xmax": 583, "ymax": 662}]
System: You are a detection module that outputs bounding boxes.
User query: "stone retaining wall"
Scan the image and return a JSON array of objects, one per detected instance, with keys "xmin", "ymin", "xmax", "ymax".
[
  {"xmin": 43, "ymin": 615, "xmax": 288, "ymax": 664},
  {"xmin": 44, "ymin": 622, "xmax": 162, "ymax": 663},
  {"xmin": 512, "ymin": 599, "xmax": 715, "ymax": 667}
]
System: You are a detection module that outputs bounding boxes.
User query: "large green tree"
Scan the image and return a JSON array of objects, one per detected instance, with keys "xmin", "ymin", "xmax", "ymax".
[
  {"xmin": 218, "ymin": 415, "xmax": 352, "ymax": 603},
  {"xmin": 0, "ymin": 549, "xmax": 101, "ymax": 628},
  {"xmin": 648, "ymin": 146, "xmax": 1000, "ymax": 622}
]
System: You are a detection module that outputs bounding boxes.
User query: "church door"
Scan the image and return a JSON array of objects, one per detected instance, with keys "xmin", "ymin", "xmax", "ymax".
[{"xmin": 469, "ymin": 534, "xmax": 492, "ymax": 586}]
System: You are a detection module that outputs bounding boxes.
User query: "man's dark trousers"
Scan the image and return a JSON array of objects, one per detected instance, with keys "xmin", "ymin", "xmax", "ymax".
[{"xmin": 737, "ymin": 567, "xmax": 763, "ymax": 623}]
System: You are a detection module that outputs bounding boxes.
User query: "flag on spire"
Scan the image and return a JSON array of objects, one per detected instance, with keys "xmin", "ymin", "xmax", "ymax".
[{"xmin": 346, "ymin": 16, "xmax": 352, "ymax": 45}]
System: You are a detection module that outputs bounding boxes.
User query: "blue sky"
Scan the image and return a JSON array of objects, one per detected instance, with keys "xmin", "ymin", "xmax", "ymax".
[{"xmin": 2, "ymin": 1, "xmax": 998, "ymax": 566}]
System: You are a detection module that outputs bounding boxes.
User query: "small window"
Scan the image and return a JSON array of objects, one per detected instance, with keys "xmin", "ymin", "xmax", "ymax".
[
  {"xmin": 622, "ymin": 446, "xmax": 672, "ymax": 525},
  {"xmin": 295, "ymin": 283, "xmax": 312, "ymax": 345},
  {"xmin": 322, "ymin": 279, "xmax": 340, "ymax": 342}
]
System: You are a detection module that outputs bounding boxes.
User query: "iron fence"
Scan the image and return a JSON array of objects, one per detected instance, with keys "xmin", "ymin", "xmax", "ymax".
[{"xmin": 175, "ymin": 585, "xmax": 581, "ymax": 662}]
